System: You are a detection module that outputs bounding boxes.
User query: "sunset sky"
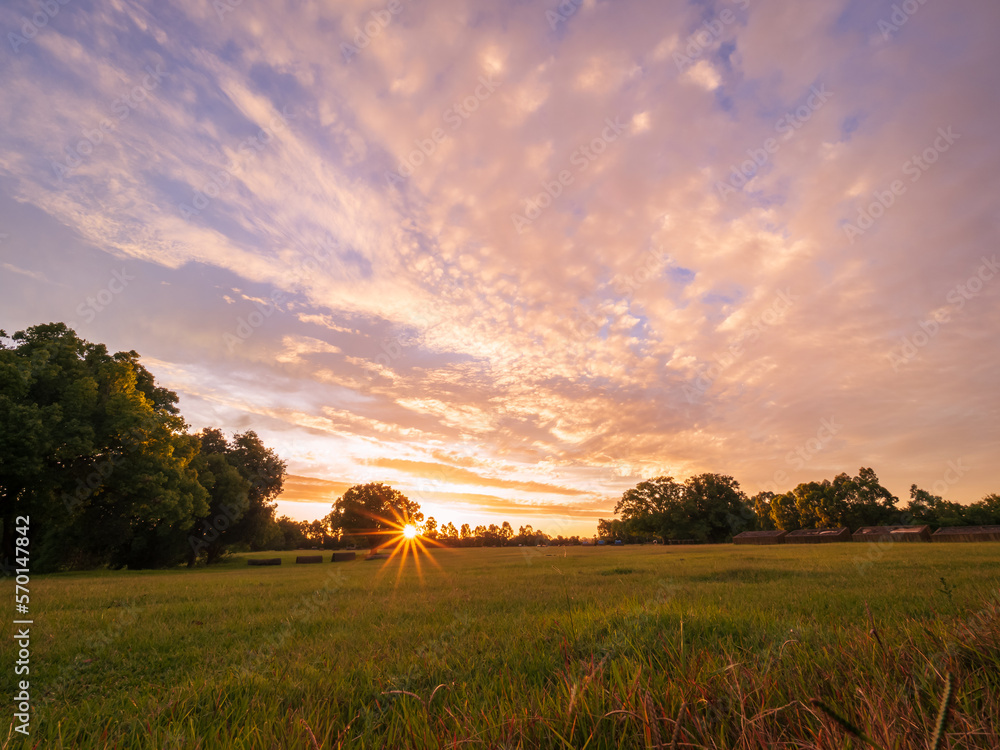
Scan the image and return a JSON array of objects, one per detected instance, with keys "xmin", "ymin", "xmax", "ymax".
[{"xmin": 1, "ymin": 0, "xmax": 998, "ymax": 536}]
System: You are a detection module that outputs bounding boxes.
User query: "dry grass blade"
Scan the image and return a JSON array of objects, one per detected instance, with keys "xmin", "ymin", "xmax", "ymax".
[
  {"xmin": 929, "ymin": 672, "xmax": 953, "ymax": 750},
  {"xmin": 810, "ymin": 698, "xmax": 887, "ymax": 750},
  {"xmin": 429, "ymin": 683, "xmax": 450, "ymax": 706},
  {"xmin": 298, "ymin": 717, "xmax": 321, "ymax": 750},
  {"xmin": 865, "ymin": 600, "xmax": 885, "ymax": 653}
]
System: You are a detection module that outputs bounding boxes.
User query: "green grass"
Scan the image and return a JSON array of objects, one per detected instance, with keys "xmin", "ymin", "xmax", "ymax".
[{"xmin": 3, "ymin": 543, "xmax": 999, "ymax": 749}]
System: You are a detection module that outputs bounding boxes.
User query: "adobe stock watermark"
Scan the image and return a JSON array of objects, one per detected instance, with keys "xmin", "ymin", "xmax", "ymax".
[
  {"xmin": 545, "ymin": 0, "xmax": 583, "ymax": 30},
  {"xmin": 385, "ymin": 73, "xmax": 501, "ymax": 186},
  {"xmin": 885, "ymin": 255, "xmax": 998, "ymax": 371},
  {"xmin": 877, "ymin": 0, "xmax": 931, "ymax": 41},
  {"xmin": 510, "ymin": 116, "xmax": 627, "ymax": 233},
  {"xmin": 7, "ymin": 0, "xmax": 73, "ymax": 53},
  {"xmin": 716, "ymin": 84, "xmax": 832, "ymax": 200},
  {"xmin": 341, "ymin": 0, "xmax": 403, "ymax": 62},
  {"xmin": 52, "ymin": 65, "xmax": 167, "ymax": 181},
  {"xmin": 683, "ymin": 288, "xmax": 798, "ymax": 402},
  {"xmin": 843, "ymin": 126, "xmax": 959, "ymax": 244},
  {"xmin": 673, "ymin": 0, "xmax": 750, "ymax": 73},
  {"xmin": 213, "ymin": 0, "xmax": 243, "ymax": 21},
  {"xmin": 223, "ymin": 233, "xmax": 357, "ymax": 352},
  {"xmin": 611, "ymin": 245, "xmax": 672, "ymax": 297},
  {"xmin": 563, "ymin": 246, "xmax": 672, "ymax": 363},
  {"xmin": 178, "ymin": 105, "xmax": 295, "ymax": 219},
  {"xmin": 758, "ymin": 417, "xmax": 842, "ymax": 494},
  {"xmin": 928, "ymin": 459, "xmax": 970, "ymax": 498}
]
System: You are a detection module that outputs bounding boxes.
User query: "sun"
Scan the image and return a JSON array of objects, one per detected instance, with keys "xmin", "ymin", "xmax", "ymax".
[{"xmin": 402, "ymin": 524, "xmax": 418, "ymax": 539}]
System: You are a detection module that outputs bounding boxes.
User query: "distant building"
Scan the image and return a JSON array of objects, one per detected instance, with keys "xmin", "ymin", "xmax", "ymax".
[
  {"xmin": 733, "ymin": 530, "xmax": 787, "ymax": 545},
  {"xmin": 852, "ymin": 525, "xmax": 931, "ymax": 543},
  {"xmin": 931, "ymin": 525, "xmax": 1000, "ymax": 542},
  {"xmin": 785, "ymin": 527, "xmax": 851, "ymax": 544}
]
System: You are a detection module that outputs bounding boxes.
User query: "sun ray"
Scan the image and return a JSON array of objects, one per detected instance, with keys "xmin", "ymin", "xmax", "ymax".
[{"xmin": 362, "ymin": 508, "xmax": 445, "ymax": 586}]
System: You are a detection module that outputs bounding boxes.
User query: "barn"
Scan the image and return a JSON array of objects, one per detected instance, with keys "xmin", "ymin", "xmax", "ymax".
[
  {"xmin": 931, "ymin": 525, "xmax": 1000, "ymax": 542},
  {"xmin": 733, "ymin": 530, "xmax": 787, "ymax": 545},
  {"xmin": 785, "ymin": 527, "xmax": 851, "ymax": 544},
  {"xmin": 852, "ymin": 525, "xmax": 931, "ymax": 543}
]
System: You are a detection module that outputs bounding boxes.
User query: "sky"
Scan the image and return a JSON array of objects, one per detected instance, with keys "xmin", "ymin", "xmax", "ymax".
[{"xmin": 1, "ymin": 0, "xmax": 998, "ymax": 537}]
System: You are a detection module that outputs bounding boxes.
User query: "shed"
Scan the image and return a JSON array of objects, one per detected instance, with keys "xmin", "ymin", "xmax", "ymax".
[
  {"xmin": 733, "ymin": 530, "xmax": 787, "ymax": 545},
  {"xmin": 785, "ymin": 527, "xmax": 851, "ymax": 544},
  {"xmin": 852, "ymin": 525, "xmax": 931, "ymax": 543},
  {"xmin": 931, "ymin": 525, "xmax": 1000, "ymax": 543}
]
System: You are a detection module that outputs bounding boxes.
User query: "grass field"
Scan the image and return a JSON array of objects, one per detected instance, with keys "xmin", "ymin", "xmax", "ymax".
[{"xmin": 3, "ymin": 543, "xmax": 999, "ymax": 749}]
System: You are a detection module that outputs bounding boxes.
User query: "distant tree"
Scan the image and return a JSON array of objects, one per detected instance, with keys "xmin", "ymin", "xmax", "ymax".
[
  {"xmin": 326, "ymin": 483, "xmax": 422, "ymax": 549},
  {"xmin": 441, "ymin": 522, "xmax": 459, "ymax": 544},
  {"xmin": 839, "ymin": 467, "xmax": 899, "ymax": 527},
  {"xmin": 500, "ymin": 521, "xmax": 513, "ymax": 545},
  {"xmin": 683, "ymin": 473, "xmax": 752, "ymax": 542},
  {"xmin": 275, "ymin": 515, "xmax": 309, "ymax": 549},
  {"xmin": 460, "ymin": 523, "xmax": 471, "ymax": 545},
  {"xmin": 613, "ymin": 473, "xmax": 750, "ymax": 543},
  {"xmin": 769, "ymin": 491, "xmax": 801, "ymax": 531},
  {"xmin": 792, "ymin": 481, "xmax": 836, "ymax": 529},
  {"xmin": 613, "ymin": 476, "xmax": 685, "ymax": 539},
  {"xmin": 770, "ymin": 468, "xmax": 899, "ymax": 531},
  {"xmin": 907, "ymin": 485, "xmax": 967, "ymax": 527},
  {"xmin": 751, "ymin": 491, "xmax": 777, "ymax": 530},
  {"xmin": 423, "ymin": 516, "xmax": 439, "ymax": 540},
  {"xmin": 967, "ymin": 494, "xmax": 1000, "ymax": 525},
  {"xmin": 187, "ymin": 447, "xmax": 251, "ymax": 565},
  {"xmin": 223, "ymin": 431, "xmax": 286, "ymax": 550}
]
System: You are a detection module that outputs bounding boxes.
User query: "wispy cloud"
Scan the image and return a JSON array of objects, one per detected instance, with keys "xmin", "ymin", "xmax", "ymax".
[{"xmin": 1, "ymin": 0, "xmax": 999, "ymax": 534}]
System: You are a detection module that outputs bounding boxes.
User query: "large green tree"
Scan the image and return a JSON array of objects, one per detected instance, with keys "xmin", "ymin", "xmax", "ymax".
[
  {"xmin": 769, "ymin": 468, "xmax": 899, "ymax": 531},
  {"xmin": 325, "ymin": 482, "xmax": 422, "ymax": 549},
  {"xmin": 207, "ymin": 430, "xmax": 286, "ymax": 552},
  {"xmin": 185, "ymin": 427, "xmax": 285, "ymax": 561},
  {"xmin": 610, "ymin": 473, "xmax": 751, "ymax": 543},
  {"xmin": 0, "ymin": 324, "xmax": 209, "ymax": 570},
  {"xmin": 186, "ymin": 443, "xmax": 251, "ymax": 565}
]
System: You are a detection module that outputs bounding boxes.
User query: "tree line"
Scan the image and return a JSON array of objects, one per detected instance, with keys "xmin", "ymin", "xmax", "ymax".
[
  {"xmin": 317, "ymin": 482, "xmax": 586, "ymax": 548},
  {"xmin": 1, "ymin": 324, "xmax": 286, "ymax": 571},
  {"xmin": 6, "ymin": 324, "xmax": 995, "ymax": 568},
  {"xmin": 601, "ymin": 468, "xmax": 1000, "ymax": 544}
]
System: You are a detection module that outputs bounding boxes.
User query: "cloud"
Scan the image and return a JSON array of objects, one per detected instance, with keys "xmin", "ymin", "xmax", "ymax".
[
  {"xmin": 1, "ymin": 0, "xmax": 999, "ymax": 537},
  {"xmin": 364, "ymin": 458, "xmax": 592, "ymax": 497}
]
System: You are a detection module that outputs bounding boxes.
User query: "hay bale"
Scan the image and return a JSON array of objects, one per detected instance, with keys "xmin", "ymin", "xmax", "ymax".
[
  {"xmin": 295, "ymin": 555, "xmax": 323, "ymax": 564},
  {"xmin": 785, "ymin": 527, "xmax": 851, "ymax": 544},
  {"xmin": 931, "ymin": 525, "xmax": 1000, "ymax": 542},
  {"xmin": 365, "ymin": 552, "xmax": 389, "ymax": 561},
  {"xmin": 852, "ymin": 525, "xmax": 931, "ymax": 542},
  {"xmin": 331, "ymin": 551, "xmax": 356, "ymax": 562},
  {"xmin": 247, "ymin": 558, "xmax": 281, "ymax": 566},
  {"xmin": 733, "ymin": 530, "xmax": 787, "ymax": 545}
]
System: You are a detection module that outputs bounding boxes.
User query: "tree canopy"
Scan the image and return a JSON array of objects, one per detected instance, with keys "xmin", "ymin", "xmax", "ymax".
[
  {"xmin": 611, "ymin": 473, "xmax": 750, "ymax": 543},
  {"xmin": 325, "ymin": 482, "xmax": 423, "ymax": 548},
  {"xmin": 0, "ymin": 323, "xmax": 285, "ymax": 570}
]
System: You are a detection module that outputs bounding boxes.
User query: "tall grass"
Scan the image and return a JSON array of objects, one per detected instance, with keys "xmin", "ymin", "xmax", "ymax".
[{"xmin": 2, "ymin": 544, "xmax": 998, "ymax": 748}]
